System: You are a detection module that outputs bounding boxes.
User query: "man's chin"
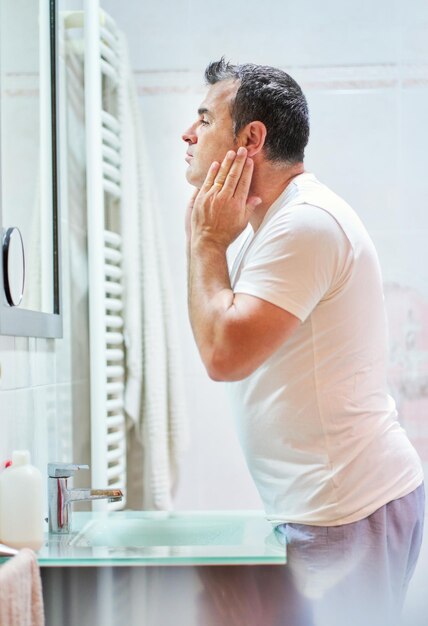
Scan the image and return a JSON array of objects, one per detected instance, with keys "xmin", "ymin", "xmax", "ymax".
[{"xmin": 185, "ymin": 166, "xmax": 204, "ymax": 188}]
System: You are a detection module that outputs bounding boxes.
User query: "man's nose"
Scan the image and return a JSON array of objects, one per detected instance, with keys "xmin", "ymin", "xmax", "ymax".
[{"xmin": 182, "ymin": 123, "xmax": 197, "ymax": 145}]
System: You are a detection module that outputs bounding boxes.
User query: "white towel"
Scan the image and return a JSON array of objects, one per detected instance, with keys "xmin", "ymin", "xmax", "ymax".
[
  {"xmin": 0, "ymin": 549, "xmax": 44, "ymax": 626},
  {"xmin": 118, "ymin": 34, "xmax": 189, "ymax": 510}
]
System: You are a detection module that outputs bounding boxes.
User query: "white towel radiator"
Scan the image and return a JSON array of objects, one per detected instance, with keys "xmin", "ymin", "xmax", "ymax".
[{"xmin": 83, "ymin": 1, "xmax": 126, "ymax": 510}]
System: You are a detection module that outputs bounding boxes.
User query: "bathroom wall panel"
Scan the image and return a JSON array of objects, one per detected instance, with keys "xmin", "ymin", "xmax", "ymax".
[
  {"xmin": 372, "ymin": 229, "xmax": 428, "ymax": 293},
  {"xmin": 47, "ymin": 383, "xmax": 73, "ymax": 463},
  {"xmin": 0, "ymin": 387, "xmax": 35, "ymax": 462},
  {"xmin": 13, "ymin": 338, "xmax": 32, "ymax": 389},
  {"xmin": 396, "ymin": 86, "xmax": 428, "ymax": 229},
  {"xmin": 177, "ymin": 366, "xmax": 263, "ymax": 510},
  {"xmin": 0, "ymin": 337, "xmax": 17, "ymax": 391},
  {"xmin": 69, "ymin": 377, "xmax": 91, "ymax": 497},
  {"xmin": 305, "ymin": 87, "xmax": 400, "ymax": 232},
  {"xmin": 370, "ymin": 229, "xmax": 427, "ymax": 292},
  {"xmin": 399, "ymin": 0, "xmax": 428, "ymax": 65},
  {"xmin": 0, "ymin": 390, "xmax": 18, "ymax": 461},
  {"xmin": 29, "ymin": 339, "xmax": 57, "ymax": 388},
  {"xmin": 102, "ymin": 0, "xmax": 401, "ymax": 72}
]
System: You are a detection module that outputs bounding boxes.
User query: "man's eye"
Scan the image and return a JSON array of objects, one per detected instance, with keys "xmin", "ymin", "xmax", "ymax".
[{"xmin": 200, "ymin": 119, "xmax": 209, "ymax": 126}]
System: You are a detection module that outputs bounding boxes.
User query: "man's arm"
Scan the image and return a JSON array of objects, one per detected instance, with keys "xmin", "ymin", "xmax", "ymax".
[{"xmin": 187, "ymin": 148, "xmax": 300, "ymax": 381}]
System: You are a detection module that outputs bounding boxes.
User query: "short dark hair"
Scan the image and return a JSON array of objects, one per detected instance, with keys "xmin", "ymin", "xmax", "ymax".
[{"xmin": 205, "ymin": 58, "xmax": 309, "ymax": 164}]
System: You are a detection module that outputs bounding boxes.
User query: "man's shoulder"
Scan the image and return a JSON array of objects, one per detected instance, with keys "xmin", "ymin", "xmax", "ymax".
[{"xmin": 274, "ymin": 174, "xmax": 367, "ymax": 248}]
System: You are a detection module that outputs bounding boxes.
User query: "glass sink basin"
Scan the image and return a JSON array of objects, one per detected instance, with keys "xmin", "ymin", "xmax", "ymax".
[
  {"xmin": 71, "ymin": 515, "xmax": 244, "ymax": 548},
  {"xmin": 35, "ymin": 510, "xmax": 286, "ymax": 567}
]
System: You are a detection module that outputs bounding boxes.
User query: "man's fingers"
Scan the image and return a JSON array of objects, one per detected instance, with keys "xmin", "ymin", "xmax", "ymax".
[
  {"xmin": 200, "ymin": 161, "xmax": 220, "ymax": 192},
  {"xmin": 201, "ymin": 148, "xmax": 253, "ymax": 202},
  {"xmin": 219, "ymin": 147, "xmax": 249, "ymax": 196},
  {"xmin": 189, "ymin": 187, "xmax": 199, "ymax": 206},
  {"xmin": 213, "ymin": 150, "xmax": 237, "ymax": 189},
  {"xmin": 233, "ymin": 157, "xmax": 254, "ymax": 204}
]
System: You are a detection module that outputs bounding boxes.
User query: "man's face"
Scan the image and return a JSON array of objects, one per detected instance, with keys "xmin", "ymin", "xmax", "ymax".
[{"xmin": 182, "ymin": 79, "xmax": 238, "ymax": 188}]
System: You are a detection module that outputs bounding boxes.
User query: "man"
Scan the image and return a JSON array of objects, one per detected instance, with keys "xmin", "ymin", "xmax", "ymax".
[{"xmin": 182, "ymin": 58, "xmax": 424, "ymax": 625}]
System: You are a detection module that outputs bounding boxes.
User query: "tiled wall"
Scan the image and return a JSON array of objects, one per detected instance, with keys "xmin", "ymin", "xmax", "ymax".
[{"xmin": 0, "ymin": 0, "xmax": 90, "ymax": 517}]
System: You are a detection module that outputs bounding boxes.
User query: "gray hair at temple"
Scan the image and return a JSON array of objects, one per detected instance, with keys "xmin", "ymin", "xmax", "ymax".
[{"xmin": 205, "ymin": 58, "xmax": 310, "ymax": 165}]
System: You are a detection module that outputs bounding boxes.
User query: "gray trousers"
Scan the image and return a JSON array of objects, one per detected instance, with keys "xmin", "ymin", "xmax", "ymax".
[{"xmin": 275, "ymin": 483, "xmax": 425, "ymax": 626}]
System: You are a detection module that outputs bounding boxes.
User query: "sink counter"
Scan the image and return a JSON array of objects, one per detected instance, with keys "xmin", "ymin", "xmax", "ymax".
[
  {"xmin": 33, "ymin": 510, "xmax": 286, "ymax": 567},
  {"xmin": 2, "ymin": 511, "xmax": 289, "ymax": 625}
]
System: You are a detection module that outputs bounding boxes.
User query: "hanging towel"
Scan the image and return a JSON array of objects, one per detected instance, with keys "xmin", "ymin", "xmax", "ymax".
[
  {"xmin": 117, "ymin": 33, "xmax": 189, "ymax": 510},
  {"xmin": 0, "ymin": 549, "xmax": 44, "ymax": 626}
]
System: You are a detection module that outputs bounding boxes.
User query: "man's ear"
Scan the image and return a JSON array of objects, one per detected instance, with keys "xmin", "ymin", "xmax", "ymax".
[{"xmin": 238, "ymin": 121, "xmax": 267, "ymax": 158}]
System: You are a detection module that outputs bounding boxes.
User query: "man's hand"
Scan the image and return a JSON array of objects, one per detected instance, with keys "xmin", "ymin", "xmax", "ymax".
[
  {"xmin": 190, "ymin": 147, "xmax": 262, "ymax": 248},
  {"xmin": 186, "ymin": 146, "xmax": 300, "ymax": 381}
]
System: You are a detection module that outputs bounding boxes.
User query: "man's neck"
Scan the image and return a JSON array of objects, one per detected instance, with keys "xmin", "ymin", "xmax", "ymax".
[{"xmin": 248, "ymin": 161, "xmax": 305, "ymax": 232}]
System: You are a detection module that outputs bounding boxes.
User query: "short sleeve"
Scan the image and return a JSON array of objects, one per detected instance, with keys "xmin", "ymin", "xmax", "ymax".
[{"xmin": 233, "ymin": 204, "xmax": 353, "ymax": 322}]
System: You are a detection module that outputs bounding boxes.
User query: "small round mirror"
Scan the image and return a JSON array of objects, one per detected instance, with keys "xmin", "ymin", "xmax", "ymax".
[{"xmin": 2, "ymin": 227, "xmax": 25, "ymax": 307}]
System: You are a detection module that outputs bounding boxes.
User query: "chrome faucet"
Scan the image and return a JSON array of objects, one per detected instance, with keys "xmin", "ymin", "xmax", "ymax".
[{"xmin": 48, "ymin": 462, "xmax": 123, "ymax": 533}]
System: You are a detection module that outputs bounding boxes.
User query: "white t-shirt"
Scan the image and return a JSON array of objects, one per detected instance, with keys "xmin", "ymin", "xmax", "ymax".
[{"xmin": 226, "ymin": 172, "xmax": 423, "ymax": 526}]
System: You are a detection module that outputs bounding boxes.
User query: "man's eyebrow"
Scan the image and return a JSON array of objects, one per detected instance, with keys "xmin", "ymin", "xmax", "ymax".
[{"xmin": 198, "ymin": 107, "xmax": 211, "ymax": 116}]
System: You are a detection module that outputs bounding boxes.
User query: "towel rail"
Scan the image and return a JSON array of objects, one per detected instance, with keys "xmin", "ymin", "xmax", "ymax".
[
  {"xmin": 102, "ymin": 145, "xmax": 120, "ymax": 166},
  {"xmin": 106, "ymin": 348, "xmax": 124, "ymax": 362},
  {"xmin": 85, "ymin": 1, "xmax": 126, "ymax": 510},
  {"xmin": 105, "ymin": 282, "xmax": 123, "ymax": 296},
  {"xmin": 107, "ymin": 446, "xmax": 125, "ymax": 464},
  {"xmin": 105, "ymin": 267, "xmax": 122, "ymax": 281},
  {"xmin": 101, "ymin": 110, "xmax": 120, "ymax": 132},
  {"xmin": 104, "ymin": 264, "xmax": 122, "ymax": 280},
  {"xmin": 100, "ymin": 42, "xmax": 119, "ymax": 68},
  {"xmin": 104, "ymin": 247, "xmax": 122, "ymax": 263},
  {"xmin": 107, "ymin": 462, "xmax": 125, "ymax": 481},
  {"xmin": 100, "ymin": 60, "xmax": 118, "ymax": 85},
  {"xmin": 102, "ymin": 11, "xmax": 118, "ymax": 36},
  {"xmin": 107, "ymin": 431, "xmax": 124, "ymax": 446},
  {"xmin": 102, "ymin": 128, "xmax": 120, "ymax": 149},
  {"xmin": 105, "ymin": 315, "xmax": 123, "ymax": 329},
  {"xmin": 103, "ymin": 162, "xmax": 121, "ymax": 183},
  {"xmin": 103, "ymin": 230, "xmax": 121, "ymax": 247},
  {"xmin": 106, "ymin": 331, "xmax": 124, "ymax": 345},
  {"xmin": 105, "ymin": 298, "xmax": 123, "ymax": 313},
  {"xmin": 103, "ymin": 179, "xmax": 121, "ymax": 198},
  {"xmin": 106, "ymin": 399, "xmax": 123, "ymax": 415},
  {"xmin": 100, "ymin": 25, "xmax": 117, "ymax": 49},
  {"xmin": 107, "ymin": 414, "xmax": 125, "ymax": 428}
]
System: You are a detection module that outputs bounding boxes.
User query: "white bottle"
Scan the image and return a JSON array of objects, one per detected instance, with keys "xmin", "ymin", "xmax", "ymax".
[{"xmin": 0, "ymin": 450, "xmax": 44, "ymax": 550}]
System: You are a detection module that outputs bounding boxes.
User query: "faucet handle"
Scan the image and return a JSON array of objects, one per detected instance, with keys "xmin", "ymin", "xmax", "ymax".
[{"xmin": 48, "ymin": 462, "xmax": 89, "ymax": 478}]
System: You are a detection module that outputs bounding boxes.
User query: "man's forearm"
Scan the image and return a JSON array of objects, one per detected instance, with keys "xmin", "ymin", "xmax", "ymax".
[
  {"xmin": 184, "ymin": 148, "xmax": 260, "ymax": 378},
  {"xmin": 187, "ymin": 235, "xmax": 234, "ymax": 375}
]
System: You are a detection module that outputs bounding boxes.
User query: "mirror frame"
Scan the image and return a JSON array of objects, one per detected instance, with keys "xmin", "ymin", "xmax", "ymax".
[{"xmin": 0, "ymin": 0, "xmax": 62, "ymax": 338}]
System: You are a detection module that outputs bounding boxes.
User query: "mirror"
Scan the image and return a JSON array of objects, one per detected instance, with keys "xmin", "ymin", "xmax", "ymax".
[
  {"xmin": 0, "ymin": 0, "xmax": 62, "ymax": 337},
  {"xmin": 3, "ymin": 227, "xmax": 25, "ymax": 306}
]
